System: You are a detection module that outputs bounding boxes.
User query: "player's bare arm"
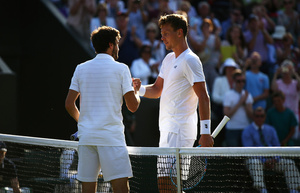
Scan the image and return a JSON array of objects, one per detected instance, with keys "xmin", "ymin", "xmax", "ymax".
[
  {"xmin": 65, "ymin": 89, "xmax": 80, "ymax": 122},
  {"xmin": 142, "ymin": 76, "xmax": 164, "ymax": 99},
  {"xmin": 193, "ymin": 82, "xmax": 214, "ymax": 147},
  {"xmin": 124, "ymin": 91, "xmax": 140, "ymax": 113}
]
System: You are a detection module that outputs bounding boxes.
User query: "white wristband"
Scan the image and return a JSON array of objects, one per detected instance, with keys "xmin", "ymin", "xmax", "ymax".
[
  {"xmin": 200, "ymin": 120, "xmax": 211, "ymax": 135},
  {"xmin": 139, "ymin": 85, "xmax": 146, "ymax": 96}
]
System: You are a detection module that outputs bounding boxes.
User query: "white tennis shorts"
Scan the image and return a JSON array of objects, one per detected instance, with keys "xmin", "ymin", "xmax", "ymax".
[
  {"xmin": 158, "ymin": 132, "xmax": 195, "ymax": 177},
  {"xmin": 77, "ymin": 145, "xmax": 133, "ymax": 182}
]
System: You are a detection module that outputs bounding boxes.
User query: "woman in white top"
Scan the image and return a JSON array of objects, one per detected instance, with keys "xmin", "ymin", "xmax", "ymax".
[{"xmin": 131, "ymin": 44, "xmax": 159, "ymax": 84}]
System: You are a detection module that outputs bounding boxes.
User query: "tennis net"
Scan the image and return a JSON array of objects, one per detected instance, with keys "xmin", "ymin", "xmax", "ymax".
[{"xmin": 0, "ymin": 133, "xmax": 300, "ymax": 193}]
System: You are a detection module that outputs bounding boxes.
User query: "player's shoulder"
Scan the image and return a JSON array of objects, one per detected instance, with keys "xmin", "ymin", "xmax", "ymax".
[{"xmin": 184, "ymin": 49, "xmax": 200, "ymax": 63}]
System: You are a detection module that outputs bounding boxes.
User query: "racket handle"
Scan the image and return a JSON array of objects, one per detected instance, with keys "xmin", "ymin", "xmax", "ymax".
[
  {"xmin": 70, "ymin": 131, "xmax": 78, "ymax": 141},
  {"xmin": 211, "ymin": 116, "xmax": 230, "ymax": 138}
]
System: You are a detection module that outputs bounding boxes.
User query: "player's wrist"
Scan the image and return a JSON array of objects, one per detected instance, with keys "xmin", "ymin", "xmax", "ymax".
[
  {"xmin": 139, "ymin": 85, "xmax": 146, "ymax": 96},
  {"xmin": 200, "ymin": 120, "xmax": 211, "ymax": 135}
]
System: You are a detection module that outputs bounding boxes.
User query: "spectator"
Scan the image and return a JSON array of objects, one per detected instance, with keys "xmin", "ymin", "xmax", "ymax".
[
  {"xmin": 277, "ymin": 0, "xmax": 300, "ymax": 45},
  {"xmin": 143, "ymin": 22, "xmax": 166, "ymax": 67},
  {"xmin": 178, "ymin": 0, "xmax": 197, "ymax": 19},
  {"xmin": 0, "ymin": 142, "xmax": 21, "ymax": 193},
  {"xmin": 271, "ymin": 59, "xmax": 300, "ymax": 139},
  {"xmin": 270, "ymin": 25, "xmax": 286, "ymax": 65},
  {"xmin": 220, "ymin": 8, "xmax": 244, "ymax": 40},
  {"xmin": 223, "ymin": 69, "xmax": 253, "ymax": 147},
  {"xmin": 221, "ymin": 24, "xmax": 248, "ymax": 67},
  {"xmin": 252, "ymin": 3, "xmax": 275, "ymax": 33},
  {"xmin": 212, "ymin": 58, "xmax": 239, "ymax": 146},
  {"xmin": 244, "ymin": 52, "xmax": 270, "ymax": 110},
  {"xmin": 127, "ymin": 0, "xmax": 148, "ymax": 41},
  {"xmin": 243, "ymin": 14, "xmax": 274, "ymax": 75},
  {"xmin": 277, "ymin": 33, "xmax": 300, "ymax": 72},
  {"xmin": 266, "ymin": 91, "xmax": 298, "ymax": 146},
  {"xmin": 191, "ymin": 1, "xmax": 222, "ymax": 37},
  {"xmin": 130, "ymin": 44, "xmax": 159, "ymax": 85},
  {"xmin": 148, "ymin": 0, "xmax": 173, "ymax": 24},
  {"xmin": 100, "ymin": 0, "xmax": 125, "ymax": 18},
  {"xmin": 116, "ymin": 11, "xmax": 141, "ymax": 67},
  {"xmin": 90, "ymin": 3, "xmax": 117, "ymax": 34},
  {"xmin": 67, "ymin": 0, "xmax": 96, "ymax": 45},
  {"xmin": 188, "ymin": 18, "xmax": 221, "ymax": 92},
  {"xmin": 242, "ymin": 106, "xmax": 300, "ymax": 193}
]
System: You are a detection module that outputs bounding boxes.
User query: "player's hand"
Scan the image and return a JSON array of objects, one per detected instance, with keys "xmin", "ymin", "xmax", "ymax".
[
  {"xmin": 198, "ymin": 134, "xmax": 214, "ymax": 147},
  {"xmin": 132, "ymin": 78, "xmax": 141, "ymax": 92}
]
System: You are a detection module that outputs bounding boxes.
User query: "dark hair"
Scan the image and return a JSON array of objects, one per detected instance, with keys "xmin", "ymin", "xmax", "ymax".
[
  {"xmin": 271, "ymin": 90, "xmax": 285, "ymax": 100},
  {"xmin": 226, "ymin": 24, "xmax": 246, "ymax": 49},
  {"xmin": 158, "ymin": 14, "xmax": 188, "ymax": 37},
  {"xmin": 91, "ymin": 26, "xmax": 121, "ymax": 54},
  {"xmin": 254, "ymin": 106, "xmax": 265, "ymax": 115}
]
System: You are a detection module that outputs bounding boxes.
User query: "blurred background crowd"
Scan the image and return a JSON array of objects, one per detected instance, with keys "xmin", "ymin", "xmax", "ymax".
[{"xmin": 51, "ymin": 0, "xmax": 300, "ymax": 147}]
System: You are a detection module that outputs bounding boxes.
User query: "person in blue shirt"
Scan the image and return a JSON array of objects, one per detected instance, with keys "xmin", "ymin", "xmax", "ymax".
[{"xmin": 242, "ymin": 107, "xmax": 300, "ymax": 193}]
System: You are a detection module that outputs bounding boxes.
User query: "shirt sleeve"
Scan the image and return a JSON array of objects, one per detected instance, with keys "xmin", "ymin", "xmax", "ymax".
[
  {"xmin": 122, "ymin": 65, "xmax": 134, "ymax": 95},
  {"xmin": 69, "ymin": 65, "xmax": 80, "ymax": 92},
  {"xmin": 184, "ymin": 56, "xmax": 205, "ymax": 86}
]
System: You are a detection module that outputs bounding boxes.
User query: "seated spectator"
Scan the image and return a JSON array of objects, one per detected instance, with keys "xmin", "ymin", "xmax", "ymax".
[
  {"xmin": 242, "ymin": 107, "xmax": 300, "ymax": 193},
  {"xmin": 212, "ymin": 58, "xmax": 239, "ymax": 146},
  {"xmin": 270, "ymin": 25, "xmax": 286, "ymax": 65},
  {"xmin": 271, "ymin": 60, "xmax": 300, "ymax": 139},
  {"xmin": 67, "ymin": 0, "xmax": 96, "ymax": 45},
  {"xmin": 143, "ymin": 22, "xmax": 166, "ymax": 66},
  {"xmin": 130, "ymin": 44, "xmax": 159, "ymax": 84},
  {"xmin": 223, "ymin": 69, "xmax": 253, "ymax": 147},
  {"xmin": 191, "ymin": 1, "xmax": 222, "ymax": 37},
  {"xmin": 243, "ymin": 14, "xmax": 274, "ymax": 75},
  {"xmin": 0, "ymin": 142, "xmax": 21, "ymax": 193},
  {"xmin": 244, "ymin": 52, "xmax": 270, "ymax": 110},
  {"xmin": 252, "ymin": 3, "xmax": 275, "ymax": 33},
  {"xmin": 277, "ymin": 0, "xmax": 300, "ymax": 45},
  {"xmin": 127, "ymin": 0, "xmax": 148, "ymax": 41},
  {"xmin": 221, "ymin": 24, "xmax": 248, "ymax": 67},
  {"xmin": 220, "ymin": 8, "xmax": 244, "ymax": 40},
  {"xmin": 188, "ymin": 18, "xmax": 221, "ymax": 92},
  {"xmin": 266, "ymin": 91, "xmax": 298, "ymax": 146},
  {"xmin": 90, "ymin": 3, "xmax": 117, "ymax": 33},
  {"xmin": 277, "ymin": 33, "xmax": 300, "ymax": 73},
  {"xmin": 116, "ymin": 11, "xmax": 141, "ymax": 67},
  {"xmin": 101, "ymin": 0, "xmax": 125, "ymax": 19}
]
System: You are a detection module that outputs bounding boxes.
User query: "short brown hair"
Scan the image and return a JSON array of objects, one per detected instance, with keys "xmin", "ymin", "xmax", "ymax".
[
  {"xmin": 158, "ymin": 14, "xmax": 189, "ymax": 37},
  {"xmin": 91, "ymin": 26, "xmax": 121, "ymax": 54}
]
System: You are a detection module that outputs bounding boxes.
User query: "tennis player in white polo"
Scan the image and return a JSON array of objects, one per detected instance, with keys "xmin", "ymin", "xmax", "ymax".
[
  {"xmin": 65, "ymin": 26, "xmax": 140, "ymax": 193},
  {"xmin": 134, "ymin": 14, "xmax": 214, "ymax": 192}
]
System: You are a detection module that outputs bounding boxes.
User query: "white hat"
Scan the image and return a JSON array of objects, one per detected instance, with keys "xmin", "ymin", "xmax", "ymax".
[
  {"xmin": 219, "ymin": 58, "xmax": 239, "ymax": 74},
  {"xmin": 272, "ymin": 26, "xmax": 286, "ymax": 39}
]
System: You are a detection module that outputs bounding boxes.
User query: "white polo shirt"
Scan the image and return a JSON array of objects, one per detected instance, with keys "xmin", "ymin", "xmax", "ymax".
[
  {"xmin": 69, "ymin": 54, "xmax": 134, "ymax": 146},
  {"xmin": 158, "ymin": 48, "xmax": 206, "ymax": 140}
]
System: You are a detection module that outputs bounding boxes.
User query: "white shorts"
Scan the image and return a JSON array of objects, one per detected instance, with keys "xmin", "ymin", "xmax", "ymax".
[
  {"xmin": 77, "ymin": 146, "xmax": 133, "ymax": 182},
  {"xmin": 158, "ymin": 132, "xmax": 195, "ymax": 177}
]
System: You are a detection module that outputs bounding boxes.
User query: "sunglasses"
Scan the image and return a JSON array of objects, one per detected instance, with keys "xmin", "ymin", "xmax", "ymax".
[
  {"xmin": 236, "ymin": 79, "xmax": 246, "ymax": 83},
  {"xmin": 147, "ymin": 30, "xmax": 156, "ymax": 33},
  {"xmin": 255, "ymin": 114, "xmax": 265, "ymax": 118}
]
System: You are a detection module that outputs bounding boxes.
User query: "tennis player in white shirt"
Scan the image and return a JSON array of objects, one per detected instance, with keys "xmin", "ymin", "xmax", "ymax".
[
  {"xmin": 65, "ymin": 26, "xmax": 140, "ymax": 193},
  {"xmin": 134, "ymin": 14, "xmax": 214, "ymax": 192}
]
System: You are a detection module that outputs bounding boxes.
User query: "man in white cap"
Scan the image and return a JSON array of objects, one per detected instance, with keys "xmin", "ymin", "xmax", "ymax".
[{"xmin": 0, "ymin": 141, "xmax": 21, "ymax": 193}]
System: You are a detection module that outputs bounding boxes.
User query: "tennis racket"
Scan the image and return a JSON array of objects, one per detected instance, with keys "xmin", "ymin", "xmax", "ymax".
[
  {"xmin": 70, "ymin": 131, "xmax": 78, "ymax": 140},
  {"xmin": 170, "ymin": 115, "xmax": 230, "ymax": 190}
]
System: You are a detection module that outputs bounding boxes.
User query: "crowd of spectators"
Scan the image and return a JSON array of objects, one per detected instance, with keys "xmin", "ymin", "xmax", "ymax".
[{"xmin": 52, "ymin": 0, "xmax": 300, "ymax": 147}]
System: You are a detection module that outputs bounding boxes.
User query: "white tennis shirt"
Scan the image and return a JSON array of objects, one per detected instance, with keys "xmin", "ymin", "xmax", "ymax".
[
  {"xmin": 158, "ymin": 48, "xmax": 206, "ymax": 140},
  {"xmin": 69, "ymin": 54, "xmax": 134, "ymax": 146}
]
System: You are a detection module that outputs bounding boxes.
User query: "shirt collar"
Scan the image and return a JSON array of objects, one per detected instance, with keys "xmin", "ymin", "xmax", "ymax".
[
  {"xmin": 252, "ymin": 122, "xmax": 264, "ymax": 130},
  {"xmin": 95, "ymin": 53, "xmax": 115, "ymax": 60}
]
